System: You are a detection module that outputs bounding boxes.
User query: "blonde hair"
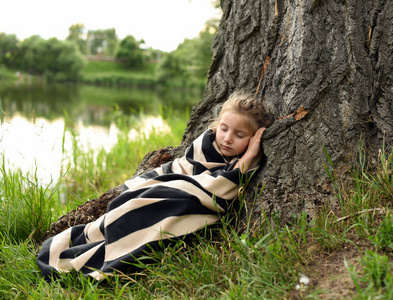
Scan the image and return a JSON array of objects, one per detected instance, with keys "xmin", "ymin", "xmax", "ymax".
[{"xmin": 210, "ymin": 90, "xmax": 273, "ymax": 133}]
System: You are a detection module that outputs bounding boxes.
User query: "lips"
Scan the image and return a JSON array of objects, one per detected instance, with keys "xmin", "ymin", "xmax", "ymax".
[{"xmin": 221, "ymin": 145, "xmax": 231, "ymax": 151}]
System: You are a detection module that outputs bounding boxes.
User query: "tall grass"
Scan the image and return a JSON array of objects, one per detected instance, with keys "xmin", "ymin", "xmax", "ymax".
[
  {"xmin": 0, "ymin": 158, "xmax": 60, "ymax": 243},
  {"xmin": 1, "ymin": 114, "xmax": 393, "ymax": 298}
]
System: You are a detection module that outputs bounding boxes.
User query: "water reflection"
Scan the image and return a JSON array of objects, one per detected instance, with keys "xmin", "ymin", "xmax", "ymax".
[
  {"xmin": 1, "ymin": 115, "xmax": 68, "ymax": 184},
  {"xmin": 0, "ymin": 80, "xmax": 201, "ymax": 125},
  {"xmin": 0, "ymin": 81, "xmax": 201, "ymax": 184},
  {"xmin": 0, "ymin": 114, "xmax": 171, "ymax": 185}
]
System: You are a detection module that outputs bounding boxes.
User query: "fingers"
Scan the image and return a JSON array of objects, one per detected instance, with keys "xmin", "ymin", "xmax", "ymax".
[
  {"xmin": 252, "ymin": 127, "xmax": 266, "ymax": 140},
  {"xmin": 257, "ymin": 127, "xmax": 266, "ymax": 135},
  {"xmin": 248, "ymin": 127, "xmax": 265, "ymax": 148},
  {"xmin": 251, "ymin": 128, "xmax": 266, "ymax": 146},
  {"xmin": 246, "ymin": 128, "xmax": 266, "ymax": 157}
]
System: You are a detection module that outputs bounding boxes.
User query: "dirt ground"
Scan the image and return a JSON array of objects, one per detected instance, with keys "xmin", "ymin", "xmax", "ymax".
[{"xmin": 289, "ymin": 238, "xmax": 371, "ymax": 299}]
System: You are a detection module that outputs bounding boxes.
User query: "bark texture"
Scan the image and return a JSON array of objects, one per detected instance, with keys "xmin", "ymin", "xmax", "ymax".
[
  {"xmin": 46, "ymin": 0, "xmax": 393, "ymax": 237},
  {"xmin": 184, "ymin": 0, "xmax": 393, "ymax": 221}
]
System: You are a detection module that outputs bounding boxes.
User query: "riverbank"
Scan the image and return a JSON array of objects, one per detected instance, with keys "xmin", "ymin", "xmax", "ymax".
[
  {"xmin": 0, "ymin": 65, "xmax": 17, "ymax": 80},
  {"xmin": 82, "ymin": 60, "xmax": 206, "ymax": 89},
  {"xmin": 0, "ymin": 60, "xmax": 206, "ymax": 90},
  {"xmin": 79, "ymin": 60, "xmax": 157, "ymax": 87}
]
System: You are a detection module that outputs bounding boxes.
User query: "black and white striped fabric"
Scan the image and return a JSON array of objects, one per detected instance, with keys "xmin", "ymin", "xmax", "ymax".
[{"xmin": 37, "ymin": 129, "xmax": 258, "ymax": 280}]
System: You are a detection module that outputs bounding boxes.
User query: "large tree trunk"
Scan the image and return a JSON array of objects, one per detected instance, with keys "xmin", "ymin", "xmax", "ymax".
[
  {"xmin": 185, "ymin": 0, "xmax": 393, "ymax": 222},
  {"xmin": 45, "ymin": 0, "xmax": 393, "ymax": 238}
]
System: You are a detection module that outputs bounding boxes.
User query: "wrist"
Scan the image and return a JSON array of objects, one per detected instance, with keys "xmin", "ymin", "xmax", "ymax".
[{"xmin": 236, "ymin": 152, "xmax": 255, "ymax": 172}]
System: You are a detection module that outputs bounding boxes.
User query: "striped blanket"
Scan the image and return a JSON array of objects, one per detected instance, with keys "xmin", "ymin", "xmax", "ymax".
[{"xmin": 37, "ymin": 129, "xmax": 259, "ymax": 280}]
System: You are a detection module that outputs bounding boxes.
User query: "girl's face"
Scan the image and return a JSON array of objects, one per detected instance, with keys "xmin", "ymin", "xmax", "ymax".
[{"xmin": 215, "ymin": 111, "xmax": 254, "ymax": 157}]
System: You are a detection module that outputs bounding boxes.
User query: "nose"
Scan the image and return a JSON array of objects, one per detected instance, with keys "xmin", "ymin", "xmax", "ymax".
[{"xmin": 224, "ymin": 132, "xmax": 233, "ymax": 144}]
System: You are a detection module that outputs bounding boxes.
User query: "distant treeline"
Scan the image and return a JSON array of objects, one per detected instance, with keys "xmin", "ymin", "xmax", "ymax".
[{"xmin": 0, "ymin": 20, "xmax": 219, "ymax": 86}]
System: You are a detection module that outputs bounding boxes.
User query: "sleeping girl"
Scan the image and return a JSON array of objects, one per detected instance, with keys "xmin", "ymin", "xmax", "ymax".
[{"xmin": 37, "ymin": 90, "xmax": 273, "ymax": 280}]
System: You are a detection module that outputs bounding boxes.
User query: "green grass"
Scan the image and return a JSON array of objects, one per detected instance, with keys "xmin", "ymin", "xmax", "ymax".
[
  {"xmin": 83, "ymin": 60, "xmax": 156, "ymax": 75},
  {"xmin": 0, "ymin": 158, "xmax": 61, "ymax": 243},
  {"xmin": 346, "ymin": 249, "xmax": 393, "ymax": 299},
  {"xmin": 0, "ymin": 65, "xmax": 17, "ymax": 80},
  {"xmin": 1, "ymin": 110, "xmax": 393, "ymax": 298},
  {"xmin": 80, "ymin": 60, "xmax": 206, "ymax": 89},
  {"xmin": 1, "ymin": 60, "xmax": 206, "ymax": 90},
  {"xmin": 80, "ymin": 60, "xmax": 157, "ymax": 87}
]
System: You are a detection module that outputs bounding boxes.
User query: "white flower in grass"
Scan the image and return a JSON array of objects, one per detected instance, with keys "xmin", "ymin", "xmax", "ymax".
[
  {"xmin": 299, "ymin": 274, "xmax": 310, "ymax": 285},
  {"xmin": 295, "ymin": 274, "xmax": 310, "ymax": 291}
]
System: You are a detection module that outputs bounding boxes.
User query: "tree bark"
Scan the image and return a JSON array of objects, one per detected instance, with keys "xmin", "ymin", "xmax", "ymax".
[
  {"xmin": 185, "ymin": 0, "xmax": 393, "ymax": 222},
  {"xmin": 45, "ymin": 0, "xmax": 393, "ymax": 237}
]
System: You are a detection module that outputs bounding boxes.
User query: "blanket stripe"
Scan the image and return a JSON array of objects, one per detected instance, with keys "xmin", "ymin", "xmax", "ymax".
[{"xmin": 37, "ymin": 129, "xmax": 258, "ymax": 280}]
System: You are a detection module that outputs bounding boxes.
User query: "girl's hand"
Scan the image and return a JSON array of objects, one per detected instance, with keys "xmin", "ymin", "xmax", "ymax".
[
  {"xmin": 234, "ymin": 127, "xmax": 266, "ymax": 172},
  {"xmin": 246, "ymin": 127, "xmax": 266, "ymax": 158}
]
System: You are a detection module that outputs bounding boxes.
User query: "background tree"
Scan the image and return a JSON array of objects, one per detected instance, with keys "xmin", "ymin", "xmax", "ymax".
[
  {"xmin": 15, "ymin": 35, "xmax": 46, "ymax": 73},
  {"xmin": 143, "ymin": 47, "xmax": 162, "ymax": 63},
  {"xmin": 155, "ymin": 18, "xmax": 219, "ymax": 84},
  {"xmin": 102, "ymin": 28, "xmax": 118, "ymax": 56},
  {"xmin": 192, "ymin": 18, "xmax": 219, "ymax": 78},
  {"xmin": 115, "ymin": 35, "xmax": 146, "ymax": 69},
  {"xmin": 155, "ymin": 52, "xmax": 182, "ymax": 84},
  {"xmin": 0, "ymin": 33, "xmax": 18, "ymax": 67},
  {"xmin": 66, "ymin": 23, "xmax": 87, "ymax": 54},
  {"xmin": 45, "ymin": 38, "xmax": 87, "ymax": 80},
  {"xmin": 15, "ymin": 36, "xmax": 86, "ymax": 80},
  {"xmin": 87, "ymin": 28, "xmax": 118, "ymax": 56}
]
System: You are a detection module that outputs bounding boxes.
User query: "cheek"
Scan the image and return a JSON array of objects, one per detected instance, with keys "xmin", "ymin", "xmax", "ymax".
[
  {"xmin": 235, "ymin": 139, "xmax": 250, "ymax": 153},
  {"xmin": 242, "ymin": 141, "xmax": 250, "ymax": 151},
  {"xmin": 216, "ymin": 129, "xmax": 224, "ymax": 141}
]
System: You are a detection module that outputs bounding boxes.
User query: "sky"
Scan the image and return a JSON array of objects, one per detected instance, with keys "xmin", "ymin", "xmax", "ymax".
[{"xmin": 0, "ymin": 0, "xmax": 220, "ymax": 52}]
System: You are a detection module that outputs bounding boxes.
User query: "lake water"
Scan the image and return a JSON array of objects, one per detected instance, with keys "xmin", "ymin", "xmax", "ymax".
[{"xmin": 0, "ymin": 80, "xmax": 202, "ymax": 184}]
